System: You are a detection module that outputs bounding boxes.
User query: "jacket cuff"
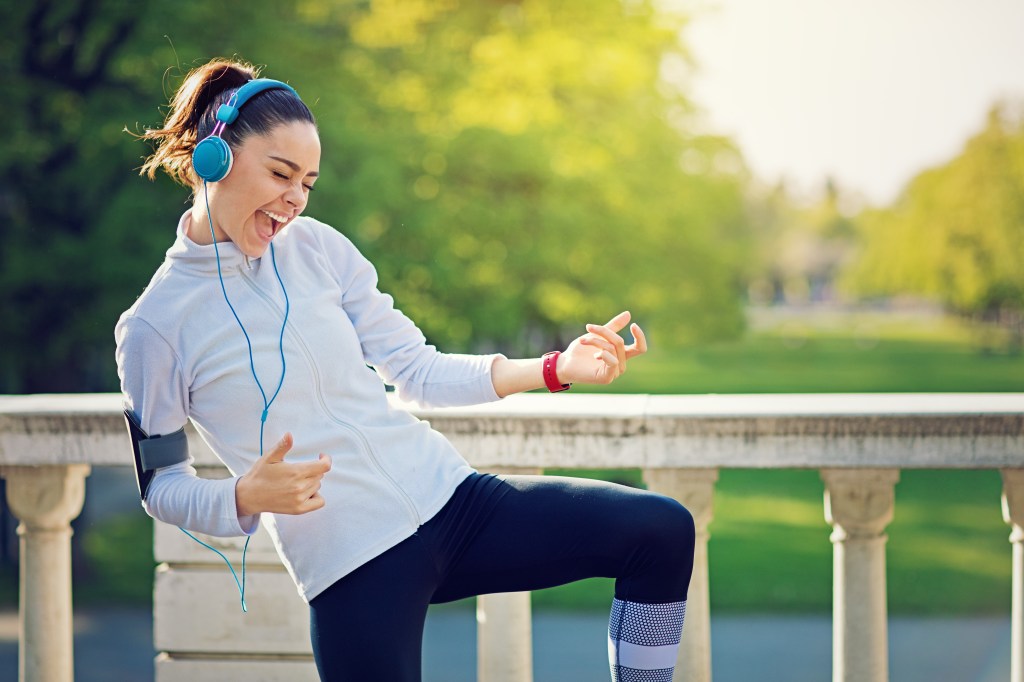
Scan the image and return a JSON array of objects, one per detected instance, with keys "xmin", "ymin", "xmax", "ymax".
[
  {"xmin": 484, "ymin": 353, "xmax": 509, "ymax": 402},
  {"xmin": 230, "ymin": 477, "xmax": 261, "ymax": 536}
]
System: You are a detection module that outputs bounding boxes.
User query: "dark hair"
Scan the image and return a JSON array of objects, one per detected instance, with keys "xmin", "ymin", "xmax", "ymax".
[{"xmin": 138, "ymin": 58, "xmax": 316, "ymax": 188}]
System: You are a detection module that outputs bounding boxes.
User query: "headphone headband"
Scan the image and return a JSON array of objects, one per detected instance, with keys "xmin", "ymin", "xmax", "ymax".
[{"xmin": 216, "ymin": 78, "xmax": 299, "ymax": 125}]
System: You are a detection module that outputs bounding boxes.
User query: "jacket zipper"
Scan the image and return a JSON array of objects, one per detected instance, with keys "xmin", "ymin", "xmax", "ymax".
[{"xmin": 237, "ymin": 271, "xmax": 422, "ymax": 527}]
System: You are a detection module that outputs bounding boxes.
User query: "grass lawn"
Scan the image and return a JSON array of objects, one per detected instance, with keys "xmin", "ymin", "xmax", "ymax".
[{"xmin": 9, "ymin": 310, "xmax": 1023, "ymax": 615}]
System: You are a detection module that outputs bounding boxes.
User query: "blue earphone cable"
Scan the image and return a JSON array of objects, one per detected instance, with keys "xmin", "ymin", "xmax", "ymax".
[{"xmin": 178, "ymin": 180, "xmax": 291, "ymax": 612}]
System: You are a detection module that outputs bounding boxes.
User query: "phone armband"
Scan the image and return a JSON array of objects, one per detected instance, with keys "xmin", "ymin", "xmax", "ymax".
[{"xmin": 123, "ymin": 409, "xmax": 189, "ymax": 501}]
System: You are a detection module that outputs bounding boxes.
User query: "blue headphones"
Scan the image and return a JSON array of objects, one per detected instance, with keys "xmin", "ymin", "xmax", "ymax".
[{"xmin": 192, "ymin": 78, "xmax": 299, "ymax": 182}]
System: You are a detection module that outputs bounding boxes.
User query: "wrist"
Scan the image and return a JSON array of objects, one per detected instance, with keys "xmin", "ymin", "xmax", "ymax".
[
  {"xmin": 235, "ymin": 475, "xmax": 256, "ymax": 518},
  {"xmin": 556, "ymin": 353, "xmax": 569, "ymax": 384},
  {"xmin": 542, "ymin": 350, "xmax": 571, "ymax": 392}
]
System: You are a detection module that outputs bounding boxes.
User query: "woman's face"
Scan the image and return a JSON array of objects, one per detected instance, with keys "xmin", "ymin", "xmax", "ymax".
[{"xmin": 188, "ymin": 120, "xmax": 321, "ymax": 257}]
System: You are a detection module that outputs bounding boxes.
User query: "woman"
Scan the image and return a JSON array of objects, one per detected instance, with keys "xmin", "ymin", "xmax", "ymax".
[{"xmin": 116, "ymin": 57, "xmax": 695, "ymax": 681}]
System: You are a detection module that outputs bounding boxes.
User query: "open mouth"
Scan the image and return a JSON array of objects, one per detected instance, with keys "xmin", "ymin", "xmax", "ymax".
[{"xmin": 259, "ymin": 209, "xmax": 289, "ymax": 239}]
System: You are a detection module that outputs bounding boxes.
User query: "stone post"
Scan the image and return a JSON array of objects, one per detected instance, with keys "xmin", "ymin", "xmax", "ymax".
[
  {"xmin": 1002, "ymin": 469, "xmax": 1024, "ymax": 682},
  {"xmin": 821, "ymin": 468, "xmax": 899, "ymax": 682},
  {"xmin": 643, "ymin": 467, "xmax": 718, "ymax": 682},
  {"xmin": 477, "ymin": 467, "xmax": 542, "ymax": 682},
  {"xmin": 1, "ymin": 464, "xmax": 91, "ymax": 682}
]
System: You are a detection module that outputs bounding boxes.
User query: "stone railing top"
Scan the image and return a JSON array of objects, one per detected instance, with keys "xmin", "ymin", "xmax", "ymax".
[{"xmin": 1, "ymin": 392, "xmax": 1022, "ymax": 469}]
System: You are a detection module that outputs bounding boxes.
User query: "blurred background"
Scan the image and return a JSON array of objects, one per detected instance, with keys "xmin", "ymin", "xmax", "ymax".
[{"xmin": 1, "ymin": 0, "xmax": 1023, "ymax": 679}]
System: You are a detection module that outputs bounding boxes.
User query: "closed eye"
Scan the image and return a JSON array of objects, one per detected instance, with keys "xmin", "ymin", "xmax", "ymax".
[{"xmin": 273, "ymin": 170, "xmax": 315, "ymax": 192}]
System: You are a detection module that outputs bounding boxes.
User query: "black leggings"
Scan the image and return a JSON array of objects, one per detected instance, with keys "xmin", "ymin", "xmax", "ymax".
[{"xmin": 309, "ymin": 473, "xmax": 695, "ymax": 681}]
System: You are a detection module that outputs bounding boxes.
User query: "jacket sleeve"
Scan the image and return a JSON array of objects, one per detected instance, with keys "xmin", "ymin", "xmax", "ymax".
[
  {"xmin": 115, "ymin": 313, "xmax": 259, "ymax": 537},
  {"xmin": 312, "ymin": 220, "xmax": 507, "ymax": 408}
]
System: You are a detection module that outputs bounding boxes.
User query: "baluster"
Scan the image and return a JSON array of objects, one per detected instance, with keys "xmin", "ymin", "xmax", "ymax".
[
  {"xmin": 1002, "ymin": 469, "xmax": 1024, "ymax": 682},
  {"xmin": 477, "ymin": 466, "xmax": 542, "ymax": 682},
  {"xmin": 821, "ymin": 468, "xmax": 899, "ymax": 682},
  {"xmin": 1, "ymin": 464, "xmax": 90, "ymax": 682}
]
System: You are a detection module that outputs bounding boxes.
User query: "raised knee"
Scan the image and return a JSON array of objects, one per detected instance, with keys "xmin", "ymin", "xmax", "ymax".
[
  {"xmin": 616, "ymin": 492, "xmax": 696, "ymax": 602},
  {"xmin": 640, "ymin": 493, "xmax": 695, "ymax": 552},
  {"xmin": 665, "ymin": 497, "xmax": 696, "ymax": 550}
]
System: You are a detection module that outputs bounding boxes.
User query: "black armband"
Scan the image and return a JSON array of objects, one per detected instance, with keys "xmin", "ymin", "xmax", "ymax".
[{"xmin": 123, "ymin": 409, "xmax": 189, "ymax": 501}]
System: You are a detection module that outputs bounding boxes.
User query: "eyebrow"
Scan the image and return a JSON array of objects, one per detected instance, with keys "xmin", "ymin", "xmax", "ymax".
[{"xmin": 268, "ymin": 155, "xmax": 319, "ymax": 177}]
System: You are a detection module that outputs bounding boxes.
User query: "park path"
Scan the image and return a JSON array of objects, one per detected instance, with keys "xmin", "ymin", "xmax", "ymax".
[{"xmin": 0, "ymin": 606, "xmax": 1010, "ymax": 681}]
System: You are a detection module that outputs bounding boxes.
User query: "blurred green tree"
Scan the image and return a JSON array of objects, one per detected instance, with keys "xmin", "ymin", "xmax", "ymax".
[
  {"xmin": 1, "ymin": 0, "xmax": 751, "ymax": 393},
  {"xmin": 842, "ymin": 102, "xmax": 1024, "ymax": 347}
]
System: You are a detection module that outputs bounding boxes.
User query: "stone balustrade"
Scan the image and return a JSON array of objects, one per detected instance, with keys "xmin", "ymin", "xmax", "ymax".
[{"xmin": 1, "ymin": 392, "xmax": 1023, "ymax": 682}]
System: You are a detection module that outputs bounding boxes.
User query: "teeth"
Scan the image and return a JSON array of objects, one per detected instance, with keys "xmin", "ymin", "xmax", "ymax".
[{"xmin": 261, "ymin": 210, "xmax": 289, "ymax": 223}]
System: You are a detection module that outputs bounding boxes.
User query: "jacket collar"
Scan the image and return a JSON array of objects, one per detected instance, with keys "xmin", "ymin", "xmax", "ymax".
[{"xmin": 166, "ymin": 210, "xmax": 258, "ymax": 275}]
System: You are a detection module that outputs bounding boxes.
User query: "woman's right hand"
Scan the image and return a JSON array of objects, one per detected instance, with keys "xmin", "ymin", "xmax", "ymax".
[{"xmin": 235, "ymin": 433, "xmax": 332, "ymax": 517}]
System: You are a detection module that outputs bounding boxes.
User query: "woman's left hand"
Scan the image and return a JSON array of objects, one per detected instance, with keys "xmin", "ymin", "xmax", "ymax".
[{"xmin": 558, "ymin": 311, "xmax": 648, "ymax": 385}]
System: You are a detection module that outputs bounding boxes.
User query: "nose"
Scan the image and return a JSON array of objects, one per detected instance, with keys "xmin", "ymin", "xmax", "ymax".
[{"xmin": 284, "ymin": 181, "xmax": 306, "ymax": 209}]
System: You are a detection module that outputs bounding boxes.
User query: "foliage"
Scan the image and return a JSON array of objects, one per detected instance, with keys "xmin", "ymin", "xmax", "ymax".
[
  {"xmin": 75, "ymin": 513, "xmax": 155, "ymax": 605},
  {"xmin": 1, "ymin": 0, "xmax": 751, "ymax": 393},
  {"xmin": 842, "ymin": 103, "xmax": 1024, "ymax": 319}
]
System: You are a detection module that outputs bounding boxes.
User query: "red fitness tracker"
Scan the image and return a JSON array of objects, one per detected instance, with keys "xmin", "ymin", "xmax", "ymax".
[{"xmin": 542, "ymin": 351, "xmax": 571, "ymax": 393}]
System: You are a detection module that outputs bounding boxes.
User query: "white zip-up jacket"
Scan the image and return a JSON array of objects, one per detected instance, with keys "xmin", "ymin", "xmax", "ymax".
[{"xmin": 115, "ymin": 212, "xmax": 506, "ymax": 602}]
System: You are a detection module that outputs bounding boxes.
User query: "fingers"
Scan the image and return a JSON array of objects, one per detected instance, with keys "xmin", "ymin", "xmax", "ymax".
[
  {"xmin": 628, "ymin": 323, "xmax": 648, "ymax": 356},
  {"xmin": 318, "ymin": 452, "xmax": 332, "ymax": 471},
  {"xmin": 581, "ymin": 321, "xmax": 648, "ymax": 359},
  {"xmin": 603, "ymin": 310, "xmax": 631, "ymax": 332},
  {"xmin": 303, "ymin": 492, "xmax": 326, "ymax": 513},
  {"xmin": 586, "ymin": 322, "xmax": 627, "ymax": 369},
  {"xmin": 268, "ymin": 442, "xmax": 330, "ymax": 494},
  {"xmin": 300, "ymin": 478, "xmax": 324, "ymax": 508},
  {"xmin": 580, "ymin": 334, "xmax": 615, "ymax": 353},
  {"xmin": 264, "ymin": 432, "xmax": 294, "ymax": 462},
  {"xmin": 283, "ymin": 483, "xmax": 325, "ymax": 515},
  {"xmin": 264, "ymin": 436, "xmax": 330, "ymax": 473},
  {"xmin": 284, "ymin": 455, "xmax": 330, "ymax": 514},
  {"xmin": 290, "ymin": 453, "xmax": 331, "ymax": 479},
  {"xmin": 579, "ymin": 314, "xmax": 648, "ymax": 381}
]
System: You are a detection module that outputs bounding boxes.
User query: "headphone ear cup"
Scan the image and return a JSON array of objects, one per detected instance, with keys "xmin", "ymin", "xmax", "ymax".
[{"xmin": 192, "ymin": 136, "xmax": 233, "ymax": 182}]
